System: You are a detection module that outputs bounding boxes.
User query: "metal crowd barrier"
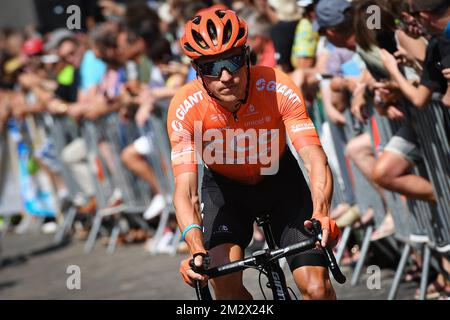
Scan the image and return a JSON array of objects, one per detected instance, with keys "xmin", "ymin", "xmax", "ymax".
[
  {"xmin": 82, "ymin": 113, "xmax": 154, "ymax": 254},
  {"xmin": 139, "ymin": 109, "xmax": 178, "ymax": 255},
  {"xmin": 47, "ymin": 115, "xmax": 85, "ymax": 244},
  {"xmin": 24, "ymin": 105, "xmax": 179, "ymax": 256},
  {"xmin": 366, "ymin": 97, "xmax": 450, "ymax": 300},
  {"xmin": 325, "ymin": 109, "xmax": 394, "ymax": 285},
  {"xmin": 314, "ymin": 87, "xmax": 450, "ymax": 298},
  {"xmin": 394, "ymin": 99, "xmax": 450, "ymax": 300}
]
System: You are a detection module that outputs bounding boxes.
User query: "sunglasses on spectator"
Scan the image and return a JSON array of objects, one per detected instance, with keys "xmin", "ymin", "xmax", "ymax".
[{"xmin": 195, "ymin": 50, "xmax": 247, "ymax": 78}]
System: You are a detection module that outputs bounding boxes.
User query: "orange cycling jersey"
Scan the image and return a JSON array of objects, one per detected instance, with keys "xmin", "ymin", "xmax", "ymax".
[{"xmin": 167, "ymin": 66, "xmax": 321, "ymax": 184}]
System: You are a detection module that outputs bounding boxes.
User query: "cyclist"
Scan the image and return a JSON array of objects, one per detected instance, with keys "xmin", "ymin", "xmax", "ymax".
[{"xmin": 168, "ymin": 9, "xmax": 341, "ymax": 300}]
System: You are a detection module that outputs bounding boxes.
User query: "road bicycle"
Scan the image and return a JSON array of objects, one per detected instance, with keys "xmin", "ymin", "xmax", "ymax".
[{"xmin": 190, "ymin": 215, "xmax": 346, "ymax": 300}]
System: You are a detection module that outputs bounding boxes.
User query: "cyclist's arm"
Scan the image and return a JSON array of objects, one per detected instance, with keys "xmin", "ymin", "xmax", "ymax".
[
  {"xmin": 298, "ymin": 145, "xmax": 333, "ymax": 219},
  {"xmin": 167, "ymin": 86, "xmax": 204, "ymax": 253},
  {"xmin": 275, "ymin": 68, "xmax": 337, "ymax": 245},
  {"xmin": 173, "ymin": 172, "xmax": 205, "ymax": 254}
]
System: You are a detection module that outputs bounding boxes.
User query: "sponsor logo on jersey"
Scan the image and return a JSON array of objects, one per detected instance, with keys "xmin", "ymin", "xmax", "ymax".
[
  {"xmin": 171, "ymin": 91, "xmax": 204, "ymax": 133},
  {"xmin": 175, "ymin": 91, "xmax": 204, "ymax": 121},
  {"xmin": 171, "ymin": 120, "xmax": 183, "ymax": 132},
  {"xmin": 244, "ymin": 117, "xmax": 265, "ymax": 127},
  {"xmin": 244, "ymin": 104, "xmax": 258, "ymax": 117},
  {"xmin": 210, "ymin": 114, "xmax": 227, "ymax": 122},
  {"xmin": 290, "ymin": 123, "xmax": 315, "ymax": 133},
  {"xmin": 213, "ymin": 224, "xmax": 232, "ymax": 235},
  {"xmin": 255, "ymin": 78, "xmax": 302, "ymax": 104}
]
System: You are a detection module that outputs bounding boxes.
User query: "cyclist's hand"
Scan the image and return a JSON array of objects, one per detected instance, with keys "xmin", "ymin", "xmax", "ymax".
[
  {"xmin": 304, "ymin": 216, "xmax": 341, "ymax": 248},
  {"xmin": 179, "ymin": 254, "xmax": 209, "ymax": 288}
]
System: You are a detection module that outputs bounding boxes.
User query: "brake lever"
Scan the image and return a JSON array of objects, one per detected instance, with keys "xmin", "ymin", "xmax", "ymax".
[
  {"xmin": 189, "ymin": 253, "xmax": 213, "ymax": 300},
  {"xmin": 310, "ymin": 219, "xmax": 346, "ymax": 284}
]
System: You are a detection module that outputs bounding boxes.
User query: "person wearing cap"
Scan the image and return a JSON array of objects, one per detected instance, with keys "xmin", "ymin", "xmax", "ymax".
[
  {"xmin": 173, "ymin": 8, "xmax": 340, "ymax": 300},
  {"xmin": 314, "ymin": 0, "xmax": 355, "ymax": 50},
  {"xmin": 22, "ymin": 37, "xmax": 44, "ymax": 57}
]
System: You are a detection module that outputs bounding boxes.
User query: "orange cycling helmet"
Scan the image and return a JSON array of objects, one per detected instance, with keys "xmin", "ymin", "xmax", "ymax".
[{"xmin": 180, "ymin": 9, "xmax": 248, "ymax": 59}]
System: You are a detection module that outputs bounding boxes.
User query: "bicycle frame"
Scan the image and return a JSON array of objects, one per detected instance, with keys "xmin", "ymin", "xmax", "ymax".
[
  {"xmin": 256, "ymin": 214, "xmax": 294, "ymax": 300},
  {"xmin": 191, "ymin": 217, "xmax": 345, "ymax": 300}
]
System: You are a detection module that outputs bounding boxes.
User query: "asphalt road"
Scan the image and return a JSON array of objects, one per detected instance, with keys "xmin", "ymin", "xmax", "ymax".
[{"xmin": 0, "ymin": 233, "xmax": 417, "ymax": 300}]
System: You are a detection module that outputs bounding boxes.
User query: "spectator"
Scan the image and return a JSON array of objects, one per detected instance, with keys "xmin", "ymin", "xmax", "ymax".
[
  {"xmin": 268, "ymin": 0, "xmax": 302, "ymax": 72},
  {"xmin": 246, "ymin": 13, "xmax": 277, "ymax": 68},
  {"xmin": 291, "ymin": 0, "xmax": 319, "ymax": 69}
]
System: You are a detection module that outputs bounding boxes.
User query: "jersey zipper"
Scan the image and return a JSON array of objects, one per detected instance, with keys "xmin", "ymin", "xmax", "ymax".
[{"xmin": 232, "ymin": 111, "xmax": 239, "ymax": 122}]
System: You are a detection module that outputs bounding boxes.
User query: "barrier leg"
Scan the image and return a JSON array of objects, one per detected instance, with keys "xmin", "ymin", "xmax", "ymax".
[
  {"xmin": 351, "ymin": 225, "xmax": 373, "ymax": 285},
  {"xmin": 388, "ymin": 243, "xmax": 411, "ymax": 300},
  {"xmin": 54, "ymin": 206, "xmax": 77, "ymax": 244},
  {"xmin": 169, "ymin": 229, "xmax": 182, "ymax": 257},
  {"xmin": 149, "ymin": 208, "xmax": 169, "ymax": 255},
  {"xmin": 336, "ymin": 226, "xmax": 352, "ymax": 264},
  {"xmin": 84, "ymin": 213, "xmax": 102, "ymax": 254},
  {"xmin": 107, "ymin": 220, "xmax": 121, "ymax": 254},
  {"xmin": 418, "ymin": 245, "xmax": 432, "ymax": 300}
]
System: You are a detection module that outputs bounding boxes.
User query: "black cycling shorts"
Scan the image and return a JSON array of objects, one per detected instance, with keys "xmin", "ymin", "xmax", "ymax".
[{"xmin": 201, "ymin": 149, "xmax": 327, "ymax": 272}]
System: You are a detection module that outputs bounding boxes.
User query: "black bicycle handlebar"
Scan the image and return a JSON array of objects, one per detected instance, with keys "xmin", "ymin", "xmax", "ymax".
[
  {"xmin": 189, "ymin": 219, "xmax": 346, "ymax": 300},
  {"xmin": 310, "ymin": 219, "xmax": 346, "ymax": 284}
]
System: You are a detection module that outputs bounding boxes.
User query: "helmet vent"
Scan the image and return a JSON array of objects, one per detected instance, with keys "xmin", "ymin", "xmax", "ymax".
[
  {"xmin": 192, "ymin": 30, "xmax": 209, "ymax": 49},
  {"xmin": 223, "ymin": 20, "xmax": 232, "ymax": 45},
  {"xmin": 192, "ymin": 16, "xmax": 201, "ymax": 25},
  {"xmin": 215, "ymin": 10, "xmax": 225, "ymax": 18},
  {"xmin": 237, "ymin": 27, "xmax": 246, "ymax": 41},
  {"xmin": 183, "ymin": 42, "xmax": 197, "ymax": 53},
  {"xmin": 207, "ymin": 19, "xmax": 218, "ymax": 46}
]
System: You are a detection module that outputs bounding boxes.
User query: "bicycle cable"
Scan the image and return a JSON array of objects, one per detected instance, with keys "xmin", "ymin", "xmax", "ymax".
[
  {"xmin": 288, "ymin": 286, "xmax": 299, "ymax": 300},
  {"xmin": 258, "ymin": 269, "xmax": 267, "ymax": 300},
  {"xmin": 261, "ymin": 258, "xmax": 299, "ymax": 300},
  {"xmin": 267, "ymin": 252, "xmax": 286, "ymax": 264}
]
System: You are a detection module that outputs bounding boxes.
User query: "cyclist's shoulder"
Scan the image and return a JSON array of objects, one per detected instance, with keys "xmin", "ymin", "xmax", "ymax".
[
  {"xmin": 249, "ymin": 66, "xmax": 303, "ymax": 109},
  {"xmin": 250, "ymin": 66, "xmax": 298, "ymax": 94},
  {"xmin": 251, "ymin": 65, "xmax": 293, "ymax": 83},
  {"xmin": 168, "ymin": 79, "xmax": 208, "ymax": 114}
]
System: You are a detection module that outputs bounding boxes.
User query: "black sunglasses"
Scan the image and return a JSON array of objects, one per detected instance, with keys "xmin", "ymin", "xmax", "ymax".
[{"xmin": 195, "ymin": 50, "xmax": 247, "ymax": 78}]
